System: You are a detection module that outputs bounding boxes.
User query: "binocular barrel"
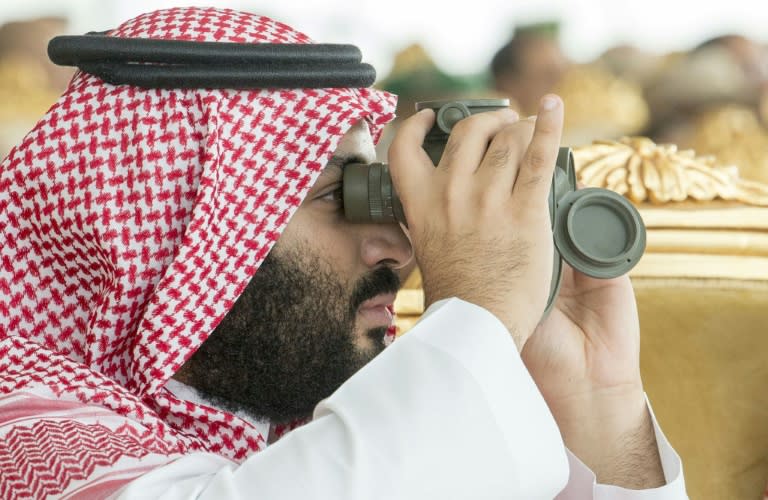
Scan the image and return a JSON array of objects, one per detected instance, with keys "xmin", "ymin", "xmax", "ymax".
[{"xmin": 341, "ymin": 99, "xmax": 646, "ymax": 312}]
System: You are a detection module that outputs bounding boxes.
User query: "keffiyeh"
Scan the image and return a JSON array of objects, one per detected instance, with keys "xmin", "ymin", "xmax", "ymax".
[{"xmin": 0, "ymin": 7, "xmax": 396, "ymax": 498}]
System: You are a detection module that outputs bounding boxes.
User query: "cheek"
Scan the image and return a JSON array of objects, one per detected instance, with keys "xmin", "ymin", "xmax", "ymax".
[{"xmin": 280, "ymin": 208, "xmax": 361, "ymax": 276}]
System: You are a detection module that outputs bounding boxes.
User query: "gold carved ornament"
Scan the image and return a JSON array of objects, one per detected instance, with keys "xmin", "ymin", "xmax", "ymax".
[{"xmin": 572, "ymin": 137, "xmax": 768, "ymax": 206}]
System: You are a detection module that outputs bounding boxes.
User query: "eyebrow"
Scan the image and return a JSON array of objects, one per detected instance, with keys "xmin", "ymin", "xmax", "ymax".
[{"xmin": 324, "ymin": 153, "xmax": 369, "ymax": 172}]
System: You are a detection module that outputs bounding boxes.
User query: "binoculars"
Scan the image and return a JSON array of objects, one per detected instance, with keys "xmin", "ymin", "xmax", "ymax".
[{"xmin": 342, "ymin": 99, "xmax": 646, "ymax": 312}]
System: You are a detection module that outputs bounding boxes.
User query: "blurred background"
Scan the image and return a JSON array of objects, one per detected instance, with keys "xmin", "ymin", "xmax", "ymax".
[
  {"xmin": 1, "ymin": 0, "xmax": 767, "ymax": 177},
  {"xmin": 2, "ymin": 2, "xmax": 768, "ymax": 498}
]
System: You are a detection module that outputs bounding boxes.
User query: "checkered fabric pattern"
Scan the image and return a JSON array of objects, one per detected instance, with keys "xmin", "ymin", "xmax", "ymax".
[{"xmin": 0, "ymin": 6, "xmax": 396, "ymax": 497}]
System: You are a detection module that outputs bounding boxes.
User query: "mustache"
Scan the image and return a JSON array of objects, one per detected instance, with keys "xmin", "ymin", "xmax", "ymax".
[{"xmin": 349, "ymin": 267, "xmax": 401, "ymax": 312}]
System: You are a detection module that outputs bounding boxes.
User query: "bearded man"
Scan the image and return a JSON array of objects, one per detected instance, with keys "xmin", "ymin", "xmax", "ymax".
[{"xmin": 0, "ymin": 7, "xmax": 686, "ymax": 499}]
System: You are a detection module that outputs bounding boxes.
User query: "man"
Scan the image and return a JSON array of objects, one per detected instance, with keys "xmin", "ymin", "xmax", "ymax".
[
  {"xmin": 645, "ymin": 33, "xmax": 768, "ymax": 144},
  {"xmin": 490, "ymin": 23, "xmax": 570, "ymax": 116},
  {"xmin": 0, "ymin": 7, "xmax": 686, "ymax": 499}
]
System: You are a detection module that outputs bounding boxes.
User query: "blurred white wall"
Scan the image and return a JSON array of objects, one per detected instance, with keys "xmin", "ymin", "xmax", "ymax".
[{"xmin": 0, "ymin": 0, "xmax": 766, "ymax": 76}]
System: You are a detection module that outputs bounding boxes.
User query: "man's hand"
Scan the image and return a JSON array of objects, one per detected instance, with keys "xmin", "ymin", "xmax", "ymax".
[
  {"xmin": 388, "ymin": 96, "xmax": 564, "ymax": 350},
  {"xmin": 522, "ymin": 266, "xmax": 667, "ymax": 488}
]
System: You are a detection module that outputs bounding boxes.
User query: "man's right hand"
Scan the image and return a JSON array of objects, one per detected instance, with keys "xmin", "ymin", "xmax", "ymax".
[{"xmin": 388, "ymin": 96, "xmax": 564, "ymax": 350}]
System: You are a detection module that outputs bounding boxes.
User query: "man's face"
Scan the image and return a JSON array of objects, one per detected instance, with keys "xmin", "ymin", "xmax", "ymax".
[
  {"xmin": 175, "ymin": 121, "xmax": 413, "ymax": 424},
  {"xmin": 277, "ymin": 121, "xmax": 414, "ymax": 349}
]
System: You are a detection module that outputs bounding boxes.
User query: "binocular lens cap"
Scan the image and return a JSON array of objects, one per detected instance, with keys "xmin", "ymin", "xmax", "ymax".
[{"xmin": 554, "ymin": 188, "xmax": 646, "ymax": 279}]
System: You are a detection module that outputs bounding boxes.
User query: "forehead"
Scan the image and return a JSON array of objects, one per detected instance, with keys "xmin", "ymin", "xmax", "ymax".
[
  {"xmin": 332, "ymin": 121, "xmax": 376, "ymax": 160},
  {"xmin": 311, "ymin": 121, "xmax": 377, "ymax": 184}
]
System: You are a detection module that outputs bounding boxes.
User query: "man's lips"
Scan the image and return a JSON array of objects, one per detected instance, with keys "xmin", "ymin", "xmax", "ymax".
[
  {"xmin": 358, "ymin": 292, "xmax": 397, "ymax": 310},
  {"xmin": 357, "ymin": 293, "xmax": 396, "ymax": 326}
]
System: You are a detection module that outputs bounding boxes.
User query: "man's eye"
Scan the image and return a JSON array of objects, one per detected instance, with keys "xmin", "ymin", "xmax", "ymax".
[{"xmin": 317, "ymin": 186, "xmax": 344, "ymax": 206}]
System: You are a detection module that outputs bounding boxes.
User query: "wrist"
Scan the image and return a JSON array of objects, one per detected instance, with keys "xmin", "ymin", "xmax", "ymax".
[
  {"xmin": 423, "ymin": 286, "xmax": 532, "ymax": 351},
  {"xmin": 552, "ymin": 385, "xmax": 646, "ymax": 451},
  {"xmin": 550, "ymin": 383, "xmax": 646, "ymax": 428},
  {"xmin": 551, "ymin": 386, "xmax": 666, "ymax": 488}
]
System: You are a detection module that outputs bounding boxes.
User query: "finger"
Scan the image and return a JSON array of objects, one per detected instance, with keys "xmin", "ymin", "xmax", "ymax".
[
  {"xmin": 436, "ymin": 108, "xmax": 519, "ymax": 177},
  {"xmin": 474, "ymin": 118, "xmax": 535, "ymax": 200},
  {"xmin": 388, "ymin": 108, "xmax": 437, "ymax": 206},
  {"xmin": 511, "ymin": 95, "xmax": 564, "ymax": 207}
]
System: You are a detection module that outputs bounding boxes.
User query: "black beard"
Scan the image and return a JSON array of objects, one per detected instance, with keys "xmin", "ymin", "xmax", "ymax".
[{"xmin": 175, "ymin": 244, "xmax": 401, "ymax": 424}]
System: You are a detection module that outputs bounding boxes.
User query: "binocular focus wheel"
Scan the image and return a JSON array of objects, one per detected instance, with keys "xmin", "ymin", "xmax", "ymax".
[{"xmin": 436, "ymin": 102, "xmax": 471, "ymax": 135}]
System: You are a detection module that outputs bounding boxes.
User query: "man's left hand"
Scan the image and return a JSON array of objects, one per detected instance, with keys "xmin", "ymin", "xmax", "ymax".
[{"xmin": 521, "ymin": 265, "xmax": 666, "ymax": 488}]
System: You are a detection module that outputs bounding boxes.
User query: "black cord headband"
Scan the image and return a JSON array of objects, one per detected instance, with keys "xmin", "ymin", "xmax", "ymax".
[{"xmin": 48, "ymin": 32, "xmax": 377, "ymax": 89}]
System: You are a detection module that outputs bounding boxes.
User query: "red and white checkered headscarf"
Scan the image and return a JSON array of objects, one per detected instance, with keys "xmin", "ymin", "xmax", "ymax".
[{"xmin": 0, "ymin": 6, "xmax": 396, "ymax": 497}]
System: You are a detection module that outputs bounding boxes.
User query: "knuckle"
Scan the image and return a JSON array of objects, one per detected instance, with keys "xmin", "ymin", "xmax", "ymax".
[
  {"xmin": 534, "ymin": 118, "xmax": 559, "ymax": 135},
  {"xmin": 485, "ymin": 145, "xmax": 511, "ymax": 169},
  {"xmin": 522, "ymin": 173, "xmax": 544, "ymax": 188},
  {"xmin": 525, "ymin": 146, "xmax": 551, "ymax": 170},
  {"xmin": 513, "ymin": 173, "xmax": 545, "ymax": 195}
]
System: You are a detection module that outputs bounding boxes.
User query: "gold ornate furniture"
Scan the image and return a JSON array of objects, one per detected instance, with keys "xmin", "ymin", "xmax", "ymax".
[{"xmin": 394, "ymin": 137, "xmax": 768, "ymax": 499}]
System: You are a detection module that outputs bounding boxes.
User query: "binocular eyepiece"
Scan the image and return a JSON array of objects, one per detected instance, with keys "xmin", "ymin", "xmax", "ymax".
[{"xmin": 342, "ymin": 99, "xmax": 646, "ymax": 313}]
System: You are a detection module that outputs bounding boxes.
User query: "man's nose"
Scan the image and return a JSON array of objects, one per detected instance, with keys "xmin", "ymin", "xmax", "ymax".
[{"xmin": 359, "ymin": 222, "xmax": 413, "ymax": 270}]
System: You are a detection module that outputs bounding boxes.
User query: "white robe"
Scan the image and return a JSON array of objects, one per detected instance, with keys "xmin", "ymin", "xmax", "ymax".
[{"xmin": 112, "ymin": 298, "xmax": 687, "ymax": 499}]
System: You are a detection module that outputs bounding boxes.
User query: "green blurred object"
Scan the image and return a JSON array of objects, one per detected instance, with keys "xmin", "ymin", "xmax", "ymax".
[
  {"xmin": 375, "ymin": 44, "xmax": 491, "ymax": 117},
  {"xmin": 514, "ymin": 21, "xmax": 561, "ymax": 39}
]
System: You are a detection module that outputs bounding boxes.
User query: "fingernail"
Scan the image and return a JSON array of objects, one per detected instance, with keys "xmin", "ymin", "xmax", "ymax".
[
  {"xmin": 524, "ymin": 115, "xmax": 538, "ymax": 121},
  {"xmin": 541, "ymin": 95, "xmax": 559, "ymax": 111}
]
